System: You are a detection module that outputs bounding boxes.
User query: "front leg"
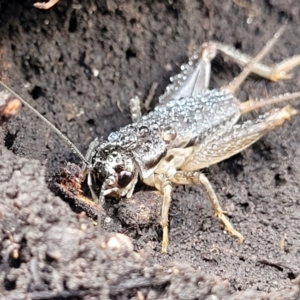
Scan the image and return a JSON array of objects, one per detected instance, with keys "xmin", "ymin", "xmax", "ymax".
[
  {"xmin": 129, "ymin": 83, "xmax": 158, "ymax": 123},
  {"xmin": 150, "ymin": 174, "xmax": 173, "ymax": 253},
  {"xmin": 170, "ymin": 171, "xmax": 245, "ymax": 243},
  {"xmin": 160, "ymin": 176, "xmax": 173, "ymax": 254}
]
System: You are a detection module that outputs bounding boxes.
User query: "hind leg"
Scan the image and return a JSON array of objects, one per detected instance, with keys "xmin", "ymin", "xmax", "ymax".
[
  {"xmin": 161, "ymin": 26, "xmax": 300, "ymax": 103},
  {"xmin": 159, "ymin": 42, "xmax": 218, "ymax": 103},
  {"xmin": 220, "ymin": 26, "xmax": 300, "ymax": 94},
  {"xmin": 217, "ymin": 41, "xmax": 300, "ymax": 82},
  {"xmin": 170, "ymin": 105, "xmax": 297, "ymax": 244}
]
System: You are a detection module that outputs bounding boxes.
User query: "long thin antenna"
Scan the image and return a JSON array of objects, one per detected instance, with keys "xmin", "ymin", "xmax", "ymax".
[{"xmin": 0, "ymin": 80, "xmax": 91, "ymax": 166}]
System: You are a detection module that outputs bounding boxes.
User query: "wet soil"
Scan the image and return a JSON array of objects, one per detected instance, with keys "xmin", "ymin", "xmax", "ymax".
[{"xmin": 1, "ymin": 0, "xmax": 300, "ymax": 299}]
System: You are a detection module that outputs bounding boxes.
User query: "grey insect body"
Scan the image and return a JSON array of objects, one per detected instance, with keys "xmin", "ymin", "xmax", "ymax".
[
  {"xmin": 111, "ymin": 90, "xmax": 239, "ymax": 172},
  {"xmin": 2, "ymin": 26, "xmax": 300, "ymax": 253},
  {"xmin": 82, "ymin": 27, "xmax": 300, "ymax": 253}
]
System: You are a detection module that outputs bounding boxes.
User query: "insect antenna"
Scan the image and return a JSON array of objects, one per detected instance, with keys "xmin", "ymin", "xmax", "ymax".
[
  {"xmin": 0, "ymin": 80, "xmax": 91, "ymax": 167},
  {"xmin": 0, "ymin": 81, "xmax": 110, "ymax": 296}
]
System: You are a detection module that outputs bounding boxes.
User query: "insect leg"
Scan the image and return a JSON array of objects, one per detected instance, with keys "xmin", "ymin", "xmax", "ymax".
[
  {"xmin": 130, "ymin": 83, "xmax": 158, "ymax": 122},
  {"xmin": 181, "ymin": 105, "xmax": 297, "ymax": 171},
  {"xmin": 216, "ymin": 42, "xmax": 300, "ymax": 82},
  {"xmin": 150, "ymin": 173, "xmax": 173, "ymax": 253},
  {"xmin": 144, "ymin": 82, "xmax": 159, "ymax": 111},
  {"xmin": 223, "ymin": 26, "xmax": 286, "ymax": 94},
  {"xmin": 129, "ymin": 96, "xmax": 142, "ymax": 123},
  {"xmin": 159, "ymin": 42, "xmax": 217, "ymax": 103},
  {"xmin": 159, "ymin": 176, "xmax": 172, "ymax": 254},
  {"xmin": 239, "ymin": 92, "xmax": 300, "ymax": 114},
  {"xmin": 170, "ymin": 171, "xmax": 245, "ymax": 243},
  {"xmin": 172, "ymin": 106, "xmax": 296, "ymax": 241}
]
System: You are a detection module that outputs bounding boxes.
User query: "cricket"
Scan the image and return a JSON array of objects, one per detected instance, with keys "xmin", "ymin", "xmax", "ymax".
[{"xmin": 1, "ymin": 26, "xmax": 300, "ymax": 253}]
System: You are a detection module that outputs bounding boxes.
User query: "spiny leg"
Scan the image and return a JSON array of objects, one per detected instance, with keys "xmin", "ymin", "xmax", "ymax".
[
  {"xmin": 239, "ymin": 92, "xmax": 300, "ymax": 115},
  {"xmin": 170, "ymin": 171, "xmax": 245, "ymax": 243},
  {"xmin": 222, "ymin": 26, "xmax": 287, "ymax": 94},
  {"xmin": 221, "ymin": 105, "xmax": 297, "ymax": 159},
  {"xmin": 161, "ymin": 25, "xmax": 300, "ymax": 105},
  {"xmin": 182, "ymin": 105, "xmax": 297, "ymax": 172},
  {"xmin": 215, "ymin": 42, "xmax": 300, "ymax": 82},
  {"xmin": 211, "ymin": 26, "xmax": 300, "ymax": 116},
  {"xmin": 160, "ymin": 27, "xmax": 300, "ymax": 104},
  {"xmin": 159, "ymin": 42, "xmax": 217, "ymax": 103},
  {"xmin": 129, "ymin": 82, "xmax": 158, "ymax": 122}
]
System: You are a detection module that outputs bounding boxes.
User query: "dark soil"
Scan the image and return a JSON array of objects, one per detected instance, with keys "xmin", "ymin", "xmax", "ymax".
[{"xmin": 1, "ymin": 0, "xmax": 300, "ymax": 299}]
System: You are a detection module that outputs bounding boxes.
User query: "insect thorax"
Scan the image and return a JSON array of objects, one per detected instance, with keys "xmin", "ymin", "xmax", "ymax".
[{"xmin": 91, "ymin": 89, "xmax": 240, "ymax": 182}]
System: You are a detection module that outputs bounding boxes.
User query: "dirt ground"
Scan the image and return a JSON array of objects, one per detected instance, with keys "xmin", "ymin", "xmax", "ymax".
[{"xmin": 1, "ymin": 0, "xmax": 300, "ymax": 299}]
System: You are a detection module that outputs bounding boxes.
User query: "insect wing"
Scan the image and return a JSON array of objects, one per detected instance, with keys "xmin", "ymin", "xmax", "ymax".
[{"xmin": 180, "ymin": 106, "xmax": 294, "ymax": 171}]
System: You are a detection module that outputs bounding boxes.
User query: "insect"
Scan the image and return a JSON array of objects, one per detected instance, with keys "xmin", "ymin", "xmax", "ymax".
[{"xmin": 2, "ymin": 26, "xmax": 300, "ymax": 253}]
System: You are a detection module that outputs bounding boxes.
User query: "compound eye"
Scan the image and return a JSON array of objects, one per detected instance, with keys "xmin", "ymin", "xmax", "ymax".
[{"xmin": 117, "ymin": 171, "xmax": 134, "ymax": 188}]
